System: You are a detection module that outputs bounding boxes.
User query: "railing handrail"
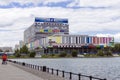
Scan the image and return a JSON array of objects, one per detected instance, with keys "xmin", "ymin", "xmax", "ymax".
[{"xmin": 7, "ymin": 60, "xmax": 107, "ymax": 80}]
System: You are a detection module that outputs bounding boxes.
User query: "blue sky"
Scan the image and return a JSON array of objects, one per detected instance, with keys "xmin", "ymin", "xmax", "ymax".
[{"xmin": 0, "ymin": 0, "xmax": 120, "ymax": 48}]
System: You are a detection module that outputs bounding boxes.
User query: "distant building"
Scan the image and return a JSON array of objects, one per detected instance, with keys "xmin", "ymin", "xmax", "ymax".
[
  {"xmin": 19, "ymin": 40, "xmax": 24, "ymax": 48},
  {"xmin": 14, "ymin": 44, "xmax": 19, "ymax": 50},
  {"xmin": 0, "ymin": 47, "xmax": 13, "ymax": 52}
]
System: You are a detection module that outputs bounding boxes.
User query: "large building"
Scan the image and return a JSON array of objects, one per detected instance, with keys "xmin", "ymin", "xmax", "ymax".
[
  {"xmin": 24, "ymin": 17, "xmax": 69, "ymax": 44},
  {"xmin": 24, "ymin": 17, "xmax": 114, "ymax": 54}
]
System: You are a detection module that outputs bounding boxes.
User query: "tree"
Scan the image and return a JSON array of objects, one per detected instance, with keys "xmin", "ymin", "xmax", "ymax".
[
  {"xmin": 14, "ymin": 49, "xmax": 21, "ymax": 57},
  {"xmin": 59, "ymin": 51, "xmax": 67, "ymax": 57},
  {"xmin": 97, "ymin": 50, "xmax": 104, "ymax": 56},
  {"xmin": 29, "ymin": 51, "xmax": 36, "ymax": 58},
  {"xmin": 71, "ymin": 50, "xmax": 78, "ymax": 57},
  {"xmin": 105, "ymin": 50, "xmax": 112, "ymax": 56},
  {"xmin": 113, "ymin": 43, "xmax": 120, "ymax": 53},
  {"xmin": 20, "ymin": 45, "xmax": 29, "ymax": 54},
  {"xmin": 0, "ymin": 49, "xmax": 3, "ymax": 52}
]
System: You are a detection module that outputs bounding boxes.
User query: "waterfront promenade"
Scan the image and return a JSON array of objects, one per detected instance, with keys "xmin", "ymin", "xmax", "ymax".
[{"xmin": 0, "ymin": 60, "xmax": 65, "ymax": 80}]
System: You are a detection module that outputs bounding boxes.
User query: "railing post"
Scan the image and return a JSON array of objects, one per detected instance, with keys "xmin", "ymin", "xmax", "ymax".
[
  {"xmin": 78, "ymin": 73, "xmax": 81, "ymax": 80},
  {"xmin": 38, "ymin": 66, "xmax": 39, "ymax": 70},
  {"xmin": 56, "ymin": 69, "xmax": 58, "ymax": 76},
  {"xmin": 62, "ymin": 71, "xmax": 65, "ymax": 78},
  {"xmin": 22, "ymin": 62, "xmax": 25, "ymax": 66},
  {"xmin": 52, "ymin": 68, "xmax": 54, "ymax": 74},
  {"xmin": 43, "ymin": 66, "xmax": 46, "ymax": 72},
  {"xmin": 70, "ymin": 72, "xmax": 72, "ymax": 80},
  {"xmin": 89, "ymin": 76, "xmax": 92, "ymax": 80}
]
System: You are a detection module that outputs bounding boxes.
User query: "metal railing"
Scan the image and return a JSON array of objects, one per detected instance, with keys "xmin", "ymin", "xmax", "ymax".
[{"xmin": 7, "ymin": 60, "xmax": 107, "ymax": 80}]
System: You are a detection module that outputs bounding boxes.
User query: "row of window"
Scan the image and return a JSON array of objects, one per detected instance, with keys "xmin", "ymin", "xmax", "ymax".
[
  {"xmin": 62, "ymin": 36, "xmax": 113, "ymax": 44},
  {"xmin": 35, "ymin": 22, "xmax": 68, "ymax": 26}
]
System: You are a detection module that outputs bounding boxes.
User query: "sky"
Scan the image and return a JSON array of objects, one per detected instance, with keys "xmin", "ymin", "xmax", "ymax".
[{"xmin": 0, "ymin": 0, "xmax": 120, "ymax": 48}]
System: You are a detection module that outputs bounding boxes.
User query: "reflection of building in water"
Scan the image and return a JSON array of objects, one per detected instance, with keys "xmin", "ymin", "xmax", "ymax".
[{"xmin": 24, "ymin": 17, "xmax": 114, "ymax": 54}]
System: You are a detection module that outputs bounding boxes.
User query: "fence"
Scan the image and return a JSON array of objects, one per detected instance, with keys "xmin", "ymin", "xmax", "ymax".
[{"xmin": 7, "ymin": 60, "xmax": 107, "ymax": 80}]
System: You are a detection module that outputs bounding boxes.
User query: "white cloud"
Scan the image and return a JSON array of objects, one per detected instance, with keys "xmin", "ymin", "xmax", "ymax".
[
  {"xmin": 80, "ymin": 0, "xmax": 120, "ymax": 8},
  {"xmin": 0, "ymin": 0, "xmax": 120, "ymax": 48},
  {"xmin": 67, "ymin": 0, "xmax": 80, "ymax": 7},
  {"xmin": 0, "ymin": 0, "xmax": 69, "ymax": 5},
  {"xmin": 67, "ymin": 0, "xmax": 120, "ymax": 8}
]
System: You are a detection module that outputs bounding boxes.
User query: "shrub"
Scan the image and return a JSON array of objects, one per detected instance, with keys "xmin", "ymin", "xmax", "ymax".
[
  {"xmin": 105, "ymin": 50, "xmax": 113, "ymax": 56},
  {"xmin": 15, "ymin": 53, "xmax": 21, "ymax": 58},
  {"xmin": 71, "ymin": 50, "xmax": 78, "ymax": 57},
  {"xmin": 97, "ymin": 50, "xmax": 104, "ymax": 56},
  {"xmin": 29, "ymin": 51, "xmax": 36, "ymax": 57},
  {"xmin": 41, "ymin": 54, "xmax": 48, "ymax": 58},
  {"xmin": 59, "ymin": 51, "xmax": 67, "ymax": 57}
]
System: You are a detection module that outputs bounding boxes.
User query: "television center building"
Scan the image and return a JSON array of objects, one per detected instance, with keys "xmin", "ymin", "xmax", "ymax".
[{"xmin": 24, "ymin": 17, "xmax": 114, "ymax": 54}]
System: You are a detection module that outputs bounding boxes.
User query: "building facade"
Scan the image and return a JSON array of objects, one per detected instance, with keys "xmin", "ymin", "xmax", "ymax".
[
  {"xmin": 24, "ymin": 17, "xmax": 114, "ymax": 54},
  {"xmin": 19, "ymin": 40, "xmax": 24, "ymax": 48},
  {"xmin": 24, "ymin": 17, "xmax": 69, "ymax": 45}
]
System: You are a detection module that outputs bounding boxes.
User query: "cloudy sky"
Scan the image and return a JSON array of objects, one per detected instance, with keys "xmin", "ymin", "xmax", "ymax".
[{"xmin": 0, "ymin": 0, "xmax": 120, "ymax": 48}]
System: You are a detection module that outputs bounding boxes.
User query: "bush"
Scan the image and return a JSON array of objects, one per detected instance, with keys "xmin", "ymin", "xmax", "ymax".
[
  {"xmin": 97, "ymin": 50, "xmax": 104, "ymax": 56},
  {"xmin": 71, "ymin": 50, "xmax": 78, "ymax": 57},
  {"xmin": 41, "ymin": 54, "xmax": 48, "ymax": 58},
  {"xmin": 29, "ymin": 51, "xmax": 36, "ymax": 58},
  {"xmin": 15, "ymin": 53, "xmax": 21, "ymax": 58},
  {"xmin": 59, "ymin": 51, "xmax": 67, "ymax": 57},
  {"xmin": 105, "ymin": 50, "xmax": 113, "ymax": 56}
]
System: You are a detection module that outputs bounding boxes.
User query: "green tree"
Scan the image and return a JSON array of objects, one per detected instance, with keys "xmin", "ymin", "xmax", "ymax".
[
  {"xmin": 71, "ymin": 50, "xmax": 78, "ymax": 57},
  {"xmin": 14, "ymin": 49, "xmax": 21, "ymax": 57},
  {"xmin": 97, "ymin": 50, "xmax": 104, "ymax": 56},
  {"xmin": 59, "ymin": 51, "xmax": 67, "ymax": 57},
  {"xmin": 113, "ymin": 43, "xmax": 120, "ymax": 53},
  {"xmin": 29, "ymin": 51, "xmax": 36, "ymax": 58},
  {"xmin": 105, "ymin": 50, "xmax": 113, "ymax": 56},
  {"xmin": 0, "ymin": 49, "xmax": 3, "ymax": 52},
  {"xmin": 20, "ymin": 45, "xmax": 29, "ymax": 54}
]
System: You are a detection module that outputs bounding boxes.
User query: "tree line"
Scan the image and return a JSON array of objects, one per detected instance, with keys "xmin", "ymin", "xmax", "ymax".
[
  {"xmin": 14, "ymin": 45, "xmax": 36, "ymax": 58},
  {"xmin": 14, "ymin": 43, "xmax": 120, "ymax": 58}
]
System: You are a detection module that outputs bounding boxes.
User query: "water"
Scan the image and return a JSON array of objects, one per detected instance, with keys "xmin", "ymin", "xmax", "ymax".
[{"xmin": 11, "ymin": 57, "xmax": 120, "ymax": 80}]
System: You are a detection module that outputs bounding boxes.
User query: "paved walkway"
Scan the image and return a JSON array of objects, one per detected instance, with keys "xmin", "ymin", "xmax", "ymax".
[
  {"xmin": 0, "ymin": 60, "xmax": 65, "ymax": 80},
  {"xmin": 0, "ymin": 60, "xmax": 44, "ymax": 80}
]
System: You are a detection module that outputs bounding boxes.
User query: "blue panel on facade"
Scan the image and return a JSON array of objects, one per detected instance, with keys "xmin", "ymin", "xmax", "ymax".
[
  {"xmin": 35, "ymin": 17, "xmax": 68, "ymax": 23},
  {"xmin": 100, "ymin": 45, "xmax": 104, "ymax": 48},
  {"xmin": 60, "ymin": 30, "xmax": 64, "ymax": 32},
  {"xmin": 87, "ymin": 37, "xmax": 89, "ymax": 43},
  {"xmin": 44, "ymin": 29, "xmax": 48, "ymax": 32},
  {"xmin": 35, "ymin": 18, "xmax": 45, "ymax": 22}
]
